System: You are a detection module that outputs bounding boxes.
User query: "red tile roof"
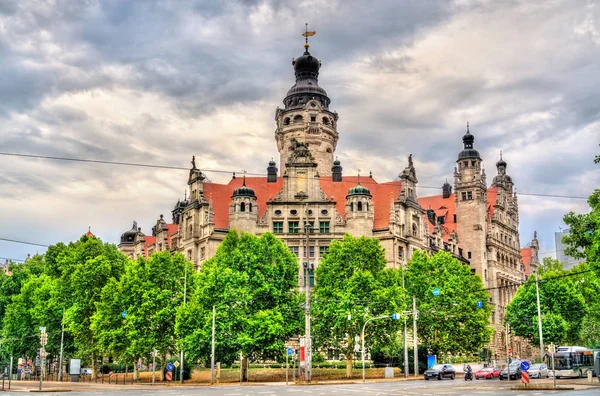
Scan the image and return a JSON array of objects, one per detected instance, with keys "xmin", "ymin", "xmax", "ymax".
[
  {"xmin": 521, "ymin": 247, "xmax": 532, "ymax": 275},
  {"xmin": 418, "ymin": 194, "xmax": 458, "ymax": 241},
  {"xmin": 417, "ymin": 188, "xmax": 500, "ymax": 241},
  {"xmin": 201, "ymin": 176, "xmax": 402, "ymax": 230}
]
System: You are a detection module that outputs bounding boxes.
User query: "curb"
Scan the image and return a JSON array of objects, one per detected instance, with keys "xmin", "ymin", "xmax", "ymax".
[{"xmin": 510, "ymin": 386, "xmax": 575, "ymax": 391}]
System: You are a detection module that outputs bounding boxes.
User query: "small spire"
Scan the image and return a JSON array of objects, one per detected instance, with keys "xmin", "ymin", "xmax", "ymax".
[
  {"xmin": 184, "ymin": 189, "xmax": 187, "ymax": 201},
  {"xmin": 232, "ymin": 172, "xmax": 236, "ymax": 179},
  {"xmin": 88, "ymin": 226, "xmax": 91, "ymax": 232},
  {"xmin": 466, "ymin": 121, "xmax": 470, "ymax": 133},
  {"xmin": 500, "ymin": 150, "xmax": 503, "ymax": 160},
  {"xmin": 302, "ymin": 23, "xmax": 316, "ymax": 52},
  {"xmin": 357, "ymin": 169, "xmax": 361, "ymax": 185},
  {"xmin": 242, "ymin": 170, "xmax": 247, "ymax": 186},
  {"xmin": 369, "ymin": 171, "xmax": 373, "ymax": 178}
]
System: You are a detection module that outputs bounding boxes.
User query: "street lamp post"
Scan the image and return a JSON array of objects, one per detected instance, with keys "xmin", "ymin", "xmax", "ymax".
[
  {"xmin": 180, "ymin": 266, "xmax": 187, "ymax": 384},
  {"xmin": 211, "ymin": 305, "xmax": 216, "ymax": 385},
  {"xmin": 535, "ymin": 272, "xmax": 544, "ymax": 361},
  {"xmin": 362, "ymin": 315, "xmax": 393, "ymax": 382},
  {"xmin": 304, "ymin": 222, "xmax": 313, "ymax": 382}
]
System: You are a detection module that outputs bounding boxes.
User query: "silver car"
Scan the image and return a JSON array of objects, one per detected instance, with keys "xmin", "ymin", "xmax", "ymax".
[{"xmin": 529, "ymin": 363, "xmax": 549, "ymax": 378}]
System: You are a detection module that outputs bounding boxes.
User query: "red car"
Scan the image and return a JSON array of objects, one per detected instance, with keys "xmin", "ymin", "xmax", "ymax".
[{"xmin": 475, "ymin": 367, "xmax": 500, "ymax": 379}]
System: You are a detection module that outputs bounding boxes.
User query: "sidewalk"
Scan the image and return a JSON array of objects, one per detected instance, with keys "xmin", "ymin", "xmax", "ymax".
[{"xmin": 4, "ymin": 375, "xmax": 424, "ymax": 392}]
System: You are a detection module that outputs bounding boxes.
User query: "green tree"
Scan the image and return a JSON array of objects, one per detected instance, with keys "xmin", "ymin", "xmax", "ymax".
[
  {"xmin": 505, "ymin": 266, "xmax": 586, "ymax": 345},
  {"xmin": 312, "ymin": 234, "xmax": 406, "ymax": 378},
  {"xmin": 405, "ymin": 251, "xmax": 492, "ymax": 357},
  {"xmin": 57, "ymin": 235, "xmax": 127, "ymax": 377},
  {"xmin": 93, "ymin": 251, "xmax": 191, "ymax": 380},
  {"xmin": 176, "ymin": 231, "xmax": 301, "ymax": 380},
  {"xmin": 563, "ymin": 189, "xmax": 600, "ymax": 273}
]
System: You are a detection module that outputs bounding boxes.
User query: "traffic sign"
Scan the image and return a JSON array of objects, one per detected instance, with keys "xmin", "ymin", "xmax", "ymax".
[
  {"xmin": 166, "ymin": 363, "xmax": 174, "ymax": 371},
  {"xmin": 173, "ymin": 361, "xmax": 180, "ymax": 368},
  {"xmin": 432, "ymin": 288, "xmax": 440, "ymax": 296},
  {"xmin": 166, "ymin": 371, "xmax": 172, "ymax": 381},
  {"xmin": 476, "ymin": 300, "xmax": 483, "ymax": 308},
  {"xmin": 287, "ymin": 347, "xmax": 293, "ymax": 355},
  {"xmin": 391, "ymin": 313, "xmax": 401, "ymax": 320},
  {"xmin": 121, "ymin": 311, "xmax": 127, "ymax": 319},
  {"xmin": 521, "ymin": 369, "xmax": 530, "ymax": 385},
  {"xmin": 520, "ymin": 361, "xmax": 530, "ymax": 371}
]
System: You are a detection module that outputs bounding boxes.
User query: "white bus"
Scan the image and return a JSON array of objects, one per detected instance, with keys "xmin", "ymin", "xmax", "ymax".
[{"xmin": 552, "ymin": 346, "xmax": 595, "ymax": 378}]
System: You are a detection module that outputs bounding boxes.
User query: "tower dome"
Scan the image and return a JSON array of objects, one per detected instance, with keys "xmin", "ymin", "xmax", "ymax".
[
  {"xmin": 120, "ymin": 221, "xmax": 139, "ymax": 245},
  {"xmin": 347, "ymin": 182, "xmax": 371, "ymax": 198},
  {"xmin": 232, "ymin": 177, "xmax": 256, "ymax": 198},
  {"xmin": 458, "ymin": 122, "xmax": 481, "ymax": 160}
]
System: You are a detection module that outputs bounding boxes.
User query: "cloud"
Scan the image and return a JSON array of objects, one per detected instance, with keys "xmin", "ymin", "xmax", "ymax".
[{"xmin": 0, "ymin": 0, "xmax": 598, "ymax": 261}]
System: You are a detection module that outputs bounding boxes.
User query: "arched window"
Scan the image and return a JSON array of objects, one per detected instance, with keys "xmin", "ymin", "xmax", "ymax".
[
  {"xmin": 284, "ymin": 117, "xmax": 290, "ymax": 125},
  {"xmin": 240, "ymin": 202, "xmax": 246, "ymax": 212},
  {"xmin": 293, "ymin": 114, "xmax": 303, "ymax": 123},
  {"xmin": 357, "ymin": 201, "xmax": 363, "ymax": 211},
  {"xmin": 351, "ymin": 202, "xmax": 355, "ymax": 212},
  {"xmin": 365, "ymin": 203, "xmax": 369, "ymax": 211},
  {"xmin": 249, "ymin": 203, "xmax": 252, "ymax": 212},
  {"xmin": 322, "ymin": 117, "xmax": 329, "ymax": 125}
]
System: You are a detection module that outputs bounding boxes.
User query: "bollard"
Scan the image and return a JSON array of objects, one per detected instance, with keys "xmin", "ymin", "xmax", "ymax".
[{"xmin": 588, "ymin": 370, "xmax": 593, "ymax": 383}]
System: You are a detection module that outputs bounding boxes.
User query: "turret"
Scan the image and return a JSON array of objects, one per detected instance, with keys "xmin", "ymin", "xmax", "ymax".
[
  {"xmin": 345, "ymin": 176, "xmax": 374, "ymax": 237},
  {"xmin": 188, "ymin": 155, "xmax": 206, "ymax": 203},
  {"xmin": 267, "ymin": 159, "xmax": 278, "ymax": 183},
  {"xmin": 332, "ymin": 157, "xmax": 342, "ymax": 182},
  {"xmin": 228, "ymin": 175, "xmax": 258, "ymax": 233}
]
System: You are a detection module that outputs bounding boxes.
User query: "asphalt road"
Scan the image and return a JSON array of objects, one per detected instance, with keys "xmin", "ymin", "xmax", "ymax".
[{"xmin": 9, "ymin": 378, "xmax": 597, "ymax": 396}]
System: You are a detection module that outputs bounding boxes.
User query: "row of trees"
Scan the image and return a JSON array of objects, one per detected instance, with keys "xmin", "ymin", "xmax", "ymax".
[{"xmin": 0, "ymin": 232, "xmax": 493, "ymax": 379}]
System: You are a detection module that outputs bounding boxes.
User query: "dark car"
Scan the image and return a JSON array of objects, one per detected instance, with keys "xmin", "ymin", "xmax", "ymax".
[
  {"xmin": 499, "ymin": 362, "xmax": 523, "ymax": 380},
  {"xmin": 424, "ymin": 364, "xmax": 456, "ymax": 380}
]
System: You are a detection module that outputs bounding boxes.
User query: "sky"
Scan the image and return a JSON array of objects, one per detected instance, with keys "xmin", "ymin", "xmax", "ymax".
[{"xmin": 1, "ymin": 0, "xmax": 598, "ymax": 263}]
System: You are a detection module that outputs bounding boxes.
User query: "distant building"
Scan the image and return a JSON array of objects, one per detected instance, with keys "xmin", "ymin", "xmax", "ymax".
[{"xmin": 555, "ymin": 230, "xmax": 584, "ymax": 270}]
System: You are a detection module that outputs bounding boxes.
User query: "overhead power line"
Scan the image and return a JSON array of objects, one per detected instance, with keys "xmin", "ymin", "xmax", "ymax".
[
  {"xmin": 0, "ymin": 152, "xmax": 590, "ymax": 200},
  {"xmin": 0, "ymin": 237, "xmax": 49, "ymax": 248}
]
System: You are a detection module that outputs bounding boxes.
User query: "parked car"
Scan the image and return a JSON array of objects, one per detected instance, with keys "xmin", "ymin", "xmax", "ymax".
[
  {"xmin": 424, "ymin": 364, "xmax": 456, "ymax": 380},
  {"xmin": 475, "ymin": 367, "xmax": 500, "ymax": 379},
  {"xmin": 499, "ymin": 361, "xmax": 523, "ymax": 380},
  {"xmin": 81, "ymin": 368, "xmax": 93, "ymax": 375},
  {"xmin": 529, "ymin": 363, "xmax": 549, "ymax": 379}
]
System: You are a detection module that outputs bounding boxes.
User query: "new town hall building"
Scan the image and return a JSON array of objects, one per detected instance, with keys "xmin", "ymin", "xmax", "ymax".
[{"xmin": 118, "ymin": 39, "xmax": 539, "ymax": 361}]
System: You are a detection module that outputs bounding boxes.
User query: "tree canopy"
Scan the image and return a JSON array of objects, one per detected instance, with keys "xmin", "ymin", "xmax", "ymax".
[
  {"xmin": 175, "ymin": 231, "xmax": 302, "ymax": 367},
  {"xmin": 405, "ymin": 251, "xmax": 492, "ymax": 356},
  {"xmin": 312, "ymin": 234, "xmax": 406, "ymax": 378}
]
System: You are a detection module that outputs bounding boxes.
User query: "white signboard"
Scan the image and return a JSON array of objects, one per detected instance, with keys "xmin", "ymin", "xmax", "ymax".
[{"xmin": 69, "ymin": 358, "xmax": 81, "ymax": 375}]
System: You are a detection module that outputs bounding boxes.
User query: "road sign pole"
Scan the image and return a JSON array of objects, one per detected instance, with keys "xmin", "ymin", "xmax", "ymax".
[
  {"xmin": 152, "ymin": 349, "xmax": 156, "ymax": 385},
  {"xmin": 286, "ymin": 350, "xmax": 289, "ymax": 385}
]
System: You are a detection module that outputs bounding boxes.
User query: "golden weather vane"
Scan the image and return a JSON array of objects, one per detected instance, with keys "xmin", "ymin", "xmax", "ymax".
[{"xmin": 302, "ymin": 23, "xmax": 316, "ymax": 50}]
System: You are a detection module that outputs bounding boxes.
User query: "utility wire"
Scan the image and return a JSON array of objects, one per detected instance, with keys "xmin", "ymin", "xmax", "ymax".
[
  {"xmin": 0, "ymin": 152, "xmax": 590, "ymax": 200},
  {"xmin": 0, "ymin": 237, "xmax": 49, "ymax": 248}
]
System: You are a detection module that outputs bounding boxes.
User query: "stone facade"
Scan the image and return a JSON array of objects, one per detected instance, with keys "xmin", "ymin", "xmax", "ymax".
[{"xmin": 118, "ymin": 40, "xmax": 538, "ymax": 361}]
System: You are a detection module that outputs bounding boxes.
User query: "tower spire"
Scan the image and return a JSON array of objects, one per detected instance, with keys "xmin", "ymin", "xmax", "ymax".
[{"xmin": 302, "ymin": 23, "xmax": 316, "ymax": 52}]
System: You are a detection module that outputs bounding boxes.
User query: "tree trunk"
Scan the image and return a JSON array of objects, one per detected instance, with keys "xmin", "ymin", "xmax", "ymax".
[
  {"xmin": 346, "ymin": 352, "xmax": 353, "ymax": 379},
  {"xmin": 91, "ymin": 352, "xmax": 97, "ymax": 380},
  {"xmin": 160, "ymin": 353, "xmax": 166, "ymax": 381},
  {"xmin": 133, "ymin": 359, "xmax": 139, "ymax": 381},
  {"xmin": 241, "ymin": 355, "xmax": 248, "ymax": 382}
]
